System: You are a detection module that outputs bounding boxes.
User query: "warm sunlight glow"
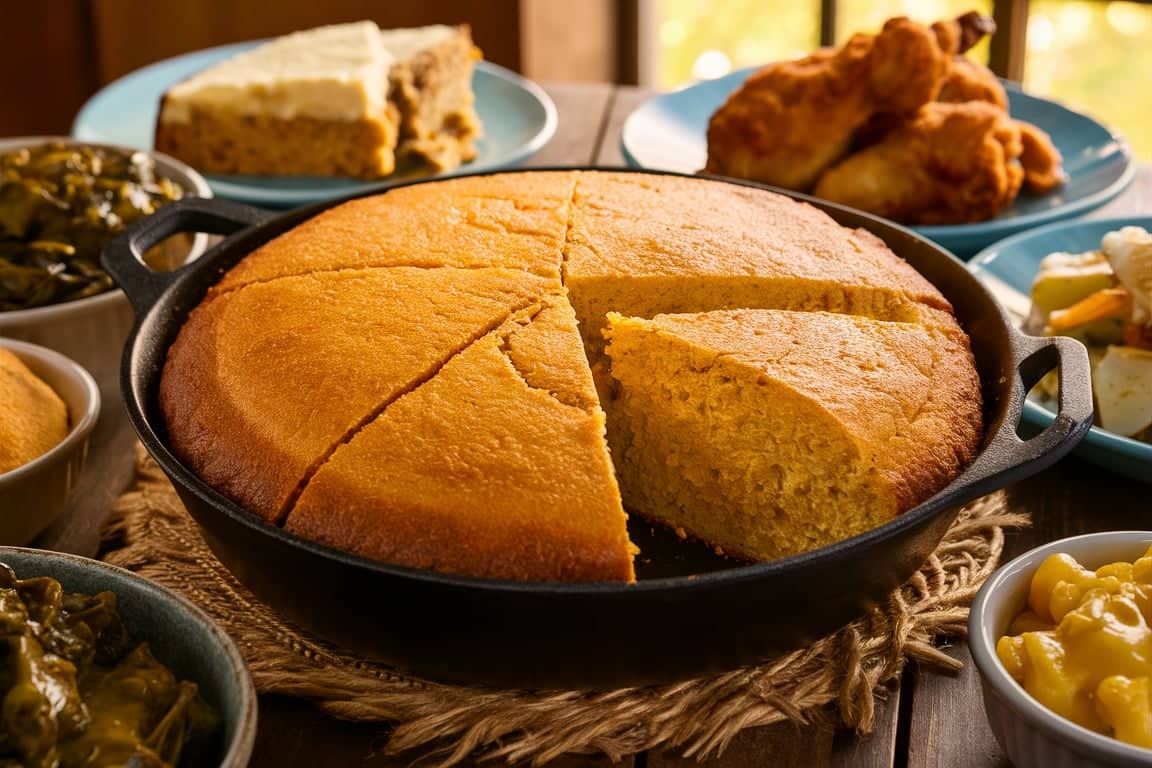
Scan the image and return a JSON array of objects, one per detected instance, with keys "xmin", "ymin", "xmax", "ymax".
[
  {"xmin": 1055, "ymin": 4, "xmax": 1094, "ymax": 43},
  {"xmin": 661, "ymin": 18, "xmax": 688, "ymax": 47},
  {"xmin": 1028, "ymin": 14, "xmax": 1055, "ymax": 51},
  {"xmin": 1105, "ymin": 2, "xmax": 1150, "ymax": 36},
  {"xmin": 691, "ymin": 49, "xmax": 732, "ymax": 80}
]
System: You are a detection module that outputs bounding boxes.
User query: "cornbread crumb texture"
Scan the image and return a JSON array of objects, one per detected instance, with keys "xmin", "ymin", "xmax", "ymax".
[
  {"xmin": 159, "ymin": 266, "xmax": 555, "ymax": 523},
  {"xmin": 603, "ymin": 310, "xmax": 982, "ymax": 560},
  {"xmin": 161, "ymin": 170, "xmax": 984, "ymax": 582},
  {"xmin": 284, "ymin": 300, "xmax": 633, "ymax": 582},
  {"xmin": 0, "ymin": 349, "xmax": 69, "ymax": 474}
]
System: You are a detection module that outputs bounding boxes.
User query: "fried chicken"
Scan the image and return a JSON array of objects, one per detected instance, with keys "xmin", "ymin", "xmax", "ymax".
[
  {"xmin": 1017, "ymin": 118, "xmax": 1066, "ymax": 193},
  {"xmin": 812, "ymin": 101, "xmax": 1025, "ymax": 225},
  {"xmin": 704, "ymin": 13, "xmax": 994, "ymax": 191},
  {"xmin": 937, "ymin": 55, "xmax": 1009, "ymax": 108}
]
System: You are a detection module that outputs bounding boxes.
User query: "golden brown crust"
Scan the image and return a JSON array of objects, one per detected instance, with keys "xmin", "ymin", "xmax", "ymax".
[
  {"xmin": 159, "ymin": 267, "xmax": 555, "ymax": 522},
  {"xmin": 161, "ymin": 169, "xmax": 984, "ymax": 582},
  {"xmin": 214, "ymin": 171, "xmax": 576, "ymax": 292}
]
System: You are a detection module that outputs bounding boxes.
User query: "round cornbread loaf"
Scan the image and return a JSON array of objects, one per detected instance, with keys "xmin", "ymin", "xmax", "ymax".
[{"xmin": 159, "ymin": 171, "xmax": 983, "ymax": 582}]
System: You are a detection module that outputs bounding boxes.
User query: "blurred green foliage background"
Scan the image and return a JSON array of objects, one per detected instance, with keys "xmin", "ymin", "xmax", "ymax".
[{"xmin": 654, "ymin": 0, "xmax": 1150, "ymax": 159}]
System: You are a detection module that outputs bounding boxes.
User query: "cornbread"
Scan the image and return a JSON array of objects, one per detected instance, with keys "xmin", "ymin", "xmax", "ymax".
[
  {"xmin": 160, "ymin": 170, "xmax": 984, "ymax": 582},
  {"xmin": 603, "ymin": 309, "xmax": 982, "ymax": 560},
  {"xmin": 0, "ymin": 349, "xmax": 69, "ymax": 474},
  {"xmin": 159, "ymin": 267, "xmax": 553, "ymax": 521},
  {"xmin": 285, "ymin": 301, "xmax": 633, "ymax": 582},
  {"xmin": 214, "ymin": 173, "xmax": 576, "ymax": 293},
  {"xmin": 154, "ymin": 21, "xmax": 480, "ymax": 179},
  {"xmin": 564, "ymin": 172, "xmax": 952, "ymax": 355}
]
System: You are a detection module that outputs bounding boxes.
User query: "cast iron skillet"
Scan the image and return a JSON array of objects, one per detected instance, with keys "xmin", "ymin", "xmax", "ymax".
[{"xmin": 103, "ymin": 168, "xmax": 1093, "ymax": 688}]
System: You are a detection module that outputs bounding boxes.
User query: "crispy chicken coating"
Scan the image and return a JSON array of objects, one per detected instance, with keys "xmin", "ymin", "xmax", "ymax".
[{"xmin": 704, "ymin": 13, "xmax": 994, "ymax": 191}]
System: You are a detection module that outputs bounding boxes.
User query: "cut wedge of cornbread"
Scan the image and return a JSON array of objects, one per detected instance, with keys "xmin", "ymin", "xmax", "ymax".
[
  {"xmin": 564, "ymin": 172, "xmax": 952, "ymax": 355},
  {"xmin": 603, "ymin": 309, "xmax": 982, "ymax": 560},
  {"xmin": 285, "ymin": 300, "xmax": 634, "ymax": 582}
]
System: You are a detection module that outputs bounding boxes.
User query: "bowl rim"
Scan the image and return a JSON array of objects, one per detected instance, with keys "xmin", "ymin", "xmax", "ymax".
[
  {"xmin": 969, "ymin": 530, "xmax": 1152, "ymax": 764},
  {"xmin": 0, "ymin": 135, "xmax": 213, "ymax": 320},
  {"xmin": 0, "ymin": 544, "xmax": 258, "ymax": 766},
  {"xmin": 0, "ymin": 338, "xmax": 101, "ymax": 482}
]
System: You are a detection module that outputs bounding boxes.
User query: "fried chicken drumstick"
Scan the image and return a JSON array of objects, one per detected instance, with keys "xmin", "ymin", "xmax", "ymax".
[{"xmin": 704, "ymin": 12, "xmax": 996, "ymax": 191}]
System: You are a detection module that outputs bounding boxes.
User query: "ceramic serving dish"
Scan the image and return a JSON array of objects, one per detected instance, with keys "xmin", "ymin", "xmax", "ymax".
[
  {"xmin": 0, "ymin": 136, "xmax": 213, "ymax": 389},
  {"xmin": 0, "ymin": 546, "xmax": 257, "ymax": 767},
  {"xmin": 0, "ymin": 338, "xmax": 100, "ymax": 544},
  {"xmin": 970, "ymin": 531, "xmax": 1152, "ymax": 768},
  {"xmin": 102, "ymin": 168, "xmax": 1094, "ymax": 688},
  {"xmin": 969, "ymin": 215, "xmax": 1152, "ymax": 483}
]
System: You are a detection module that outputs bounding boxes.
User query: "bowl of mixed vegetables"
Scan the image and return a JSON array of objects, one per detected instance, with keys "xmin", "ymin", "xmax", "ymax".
[
  {"xmin": 969, "ymin": 215, "xmax": 1152, "ymax": 482},
  {"xmin": 0, "ymin": 137, "xmax": 212, "ymax": 387}
]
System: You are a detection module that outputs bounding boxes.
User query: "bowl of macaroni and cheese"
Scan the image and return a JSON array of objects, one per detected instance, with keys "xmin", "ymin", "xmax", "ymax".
[{"xmin": 970, "ymin": 531, "xmax": 1152, "ymax": 768}]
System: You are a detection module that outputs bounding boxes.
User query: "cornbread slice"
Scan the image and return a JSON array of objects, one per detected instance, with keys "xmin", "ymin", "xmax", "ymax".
[
  {"xmin": 564, "ymin": 172, "xmax": 951, "ymax": 354},
  {"xmin": 213, "ymin": 172, "xmax": 577, "ymax": 293},
  {"xmin": 0, "ymin": 349, "xmax": 69, "ymax": 474},
  {"xmin": 155, "ymin": 21, "xmax": 400, "ymax": 179},
  {"xmin": 603, "ymin": 309, "xmax": 982, "ymax": 560},
  {"xmin": 285, "ymin": 300, "xmax": 634, "ymax": 582},
  {"xmin": 383, "ymin": 25, "xmax": 483, "ymax": 172},
  {"xmin": 160, "ymin": 267, "xmax": 554, "ymax": 523}
]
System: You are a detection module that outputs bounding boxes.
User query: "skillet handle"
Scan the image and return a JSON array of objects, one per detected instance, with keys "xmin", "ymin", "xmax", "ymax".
[
  {"xmin": 961, "ymin": 328, "xmax": 1094, "ymax": 488},
  {"xmin": 102, "ymin": 196, "xmax": 275, "ymax": 315}
]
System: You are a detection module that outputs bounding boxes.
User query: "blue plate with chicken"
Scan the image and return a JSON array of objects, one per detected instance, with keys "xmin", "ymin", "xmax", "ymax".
[{"xmin": 622, "ymin": 16, "xmax": 1135, "ymax": 258}]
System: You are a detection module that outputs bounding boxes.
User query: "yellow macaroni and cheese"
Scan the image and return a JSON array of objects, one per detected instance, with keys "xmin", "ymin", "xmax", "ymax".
[{"xmin": 997, "ymin": 546, "xmax": 1152, "ymax": 748}]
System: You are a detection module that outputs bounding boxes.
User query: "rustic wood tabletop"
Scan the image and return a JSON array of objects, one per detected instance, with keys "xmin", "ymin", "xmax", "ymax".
[{"xmin": 35, "ymin": 82, "xmax": 1152, "ymax": 768}]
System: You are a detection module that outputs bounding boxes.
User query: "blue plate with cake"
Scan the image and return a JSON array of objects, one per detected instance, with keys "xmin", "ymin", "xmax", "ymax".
[{"xmin": 72, "ymin": 23, "xmax": 557, "ymax": 208}]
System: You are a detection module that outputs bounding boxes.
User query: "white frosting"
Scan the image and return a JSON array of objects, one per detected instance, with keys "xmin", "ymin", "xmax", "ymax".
[
  {"xmin": 378, "ymin": 24, "xmax": 456, "ymax": 61},
  {"xmin": 162, "ymin": 21, "xmax": 393, "ymax": 122}
]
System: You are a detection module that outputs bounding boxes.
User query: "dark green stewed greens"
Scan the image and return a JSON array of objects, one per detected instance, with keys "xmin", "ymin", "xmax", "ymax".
[
  {"xmin": 0, "ymin": 142, "xmax": 185, "ymax": 311},
  {"xmin": 0, "ymin": 562, "xmax": 219, "ymax": 768}
]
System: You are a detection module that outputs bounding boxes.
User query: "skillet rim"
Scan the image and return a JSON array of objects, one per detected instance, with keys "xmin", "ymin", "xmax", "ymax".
[{"xmin": 117, "ymin": 165, "xmax": 1067, "ymax": 597}]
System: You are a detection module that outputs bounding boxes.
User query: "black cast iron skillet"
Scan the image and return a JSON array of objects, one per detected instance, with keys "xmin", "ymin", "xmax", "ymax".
[{"xmin": 103, "ymin": 168, "xmax": 1093, "ymax": 688}]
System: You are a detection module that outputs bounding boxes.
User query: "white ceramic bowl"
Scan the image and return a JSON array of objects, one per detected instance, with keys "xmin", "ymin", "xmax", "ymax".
[
  {"xmin": 0, "ymin": 338, "xmax": 100, "ymax": 544},
  {"xmin": 0, "ymin": 136, "xmax": 212, "ymax": 388},
  {"xmin": 969, "ymin": 531, "xmax": 1152, "ymax": 768}
]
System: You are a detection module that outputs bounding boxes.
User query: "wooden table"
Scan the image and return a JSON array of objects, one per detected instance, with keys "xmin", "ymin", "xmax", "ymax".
[{"xmin": 38, "ymin": 83, "xmax": 1152, "ymax": 767}]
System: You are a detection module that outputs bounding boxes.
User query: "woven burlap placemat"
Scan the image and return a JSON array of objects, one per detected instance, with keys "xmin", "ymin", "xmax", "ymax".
[{"xmin": 99, "ymin": 446, "xmax": 1026, "ymax": 767}]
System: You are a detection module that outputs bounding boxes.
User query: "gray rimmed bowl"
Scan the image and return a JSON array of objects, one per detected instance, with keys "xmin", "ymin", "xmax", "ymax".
[
  {"xmin": 970, "ymin": 531, "xmax": 1152, "ymax": 768},
  {"xmin": 0, "ymin": 338, "xmax": 100, "ymax": 544},
  {"xmin": 0, "ymin": 136, "xmax": 213, "ymax": 389},
  {"xmin": 0, "ymin": 546, "xmax": 257, "ymax": 767}
]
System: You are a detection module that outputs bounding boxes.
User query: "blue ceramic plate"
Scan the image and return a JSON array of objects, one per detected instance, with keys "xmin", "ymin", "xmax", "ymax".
[
  {"xmin": 72, "ymin": 42, "xmax": 557, "ymax": 208},
  {"xmin": 969, "ymin": 216, "xmax": 1152, "ymax": 483},
  {"xmin": 622, "ymin": 68, "xmax": 1135, "ymax": 258}
]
